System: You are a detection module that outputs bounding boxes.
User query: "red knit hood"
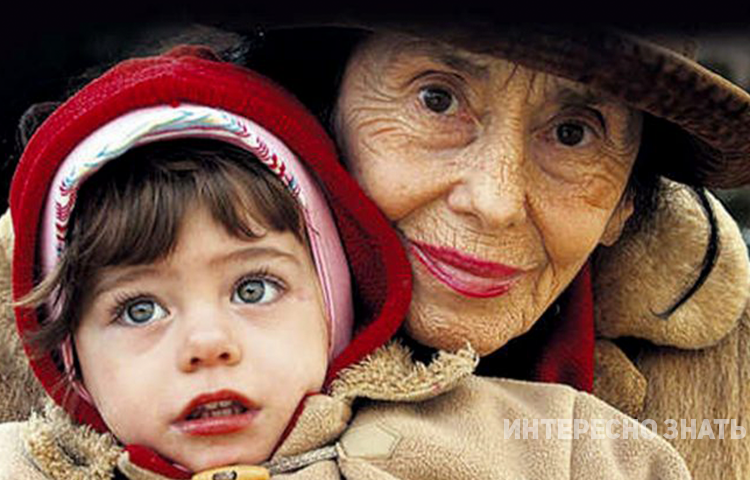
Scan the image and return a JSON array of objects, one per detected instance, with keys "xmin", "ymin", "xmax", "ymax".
[{"xmin": 9, "ymin": 45, "xmax": 411, "ymax": 476}]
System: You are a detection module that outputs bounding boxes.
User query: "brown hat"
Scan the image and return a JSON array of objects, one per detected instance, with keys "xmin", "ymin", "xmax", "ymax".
[{"xmin": 213, "ymin": 16, "xmax": 750, "ymax": 189}]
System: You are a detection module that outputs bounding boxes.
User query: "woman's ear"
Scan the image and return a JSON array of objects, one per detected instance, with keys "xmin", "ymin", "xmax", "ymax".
[{"xmin": 600, "ymin": 197, "xmax": 635, "ymax": 247}]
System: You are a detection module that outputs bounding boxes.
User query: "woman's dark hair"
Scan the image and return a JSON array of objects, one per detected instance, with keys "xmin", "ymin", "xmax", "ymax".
[{"xmin": 624, "ymin": 113, "xmax": 720, "ymax": 318}]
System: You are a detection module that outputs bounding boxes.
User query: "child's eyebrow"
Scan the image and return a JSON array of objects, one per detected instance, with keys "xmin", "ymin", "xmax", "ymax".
[
  {"xmin": 91, "ymin": 265, "xmax": 163, "ymax": 299},
  {"xmin": 208, "ymin": 246, "xmax": 303, "ymax": 269},
  {"xmin": 90, "ymin": 247, "xmax": 302, "ymax": 299}
]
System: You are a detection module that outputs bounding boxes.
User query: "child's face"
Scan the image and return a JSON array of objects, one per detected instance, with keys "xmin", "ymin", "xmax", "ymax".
[{"xmin": 74, "ymin": 205, "xmax": 328, "ymax": 472}]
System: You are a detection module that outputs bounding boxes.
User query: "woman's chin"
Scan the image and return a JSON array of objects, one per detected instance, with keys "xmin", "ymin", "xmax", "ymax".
[
  {"xmin": 406, "ymin": 278, "xmax": 530, "ymax": 355},
  {"xmin": 405, "ymin": 303, "xmax": 520, "ymax": 356}
]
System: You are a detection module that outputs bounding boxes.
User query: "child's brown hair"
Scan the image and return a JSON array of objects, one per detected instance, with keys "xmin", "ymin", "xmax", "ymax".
[{"xmin": 23, "ymin": 138, "xmax": 305, "ymax": 355}]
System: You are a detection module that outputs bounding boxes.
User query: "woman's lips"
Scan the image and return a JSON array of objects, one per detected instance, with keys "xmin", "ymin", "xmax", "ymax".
[
  {"xmin": 173, "ymin": 390, "xmax": 259, "ymax": 436},
  {"xmin": 409, "ymin": 241, "xmax": 524, "ymax": 298}
]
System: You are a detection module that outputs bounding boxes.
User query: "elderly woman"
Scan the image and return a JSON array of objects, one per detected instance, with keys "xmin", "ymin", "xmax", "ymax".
[
  {"xmin": 241, "ymin": 23, "xmax": 750, "ymax": 479},
  {"xmin": 336, "ymin": 31, "xmax": 643, "ymax": 358},
  {"xmin": 1, "ymin": 20, "xmax": 749, "ymax": 480}
]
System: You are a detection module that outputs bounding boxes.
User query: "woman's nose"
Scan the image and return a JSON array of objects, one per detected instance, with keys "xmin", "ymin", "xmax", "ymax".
[
  {"xmin": 178, "ymin": 318, "xmax": 242, "ymax": 372},
  {"xmin": 446, "ymin": 140, "xmax": 528, "ymax": 230}
]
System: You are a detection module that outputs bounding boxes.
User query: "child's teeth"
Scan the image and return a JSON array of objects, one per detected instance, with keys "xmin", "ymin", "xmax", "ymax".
[
  {"xmin": 190, "ymin": 402, "xmax": 246, "ymax": 420},
  {"xmin": 208, "ymin": 407, "xmax": 233, "ymax": 418}
]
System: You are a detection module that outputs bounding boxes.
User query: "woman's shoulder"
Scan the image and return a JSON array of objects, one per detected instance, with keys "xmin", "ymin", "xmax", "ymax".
[
  {"xmin": 458, "ymin": 376, "xmax": 645, "ymax": 427},
  {"xmin": 464, "ymin": 376, "xmax": 581, "ymax": 417},
  {"xmin": 459, "ymin": 378, "xmax": 691, "ymax": 478},
  {"xmin": 343, "ymin": 375, "xmax": 690, "ymax": 479},
  {"xmin": 593, "ymin": 179, "xmax": 750, "ymax": 349}
]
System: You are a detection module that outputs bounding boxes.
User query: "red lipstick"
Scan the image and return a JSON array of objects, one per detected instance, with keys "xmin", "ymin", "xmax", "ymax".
[
  {"xmin": 409, "ymin": 241, "xmax": 523, "ymax": 298},
  {"xmin": 173, "ymin": 390, "xmax": 259, "ymax": 436}
]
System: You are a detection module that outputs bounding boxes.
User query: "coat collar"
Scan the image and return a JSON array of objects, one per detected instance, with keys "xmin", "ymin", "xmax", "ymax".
[
  {"xmin": 22, "ymin": 342, "xmax": 478, "ymax": 480},
  {"xmin": 592, "ymin": 179, "xmax": 750, "ymax": 349}
]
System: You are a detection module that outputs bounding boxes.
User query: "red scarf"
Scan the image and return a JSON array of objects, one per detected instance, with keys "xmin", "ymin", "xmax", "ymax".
[{"xmin": 476, "ymin": 262, "xmax": 594, "ymax": 392}]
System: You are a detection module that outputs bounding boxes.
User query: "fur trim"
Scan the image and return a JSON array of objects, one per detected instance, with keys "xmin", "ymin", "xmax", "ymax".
[
  {"xmin": 592, "ymin": 339, "xmax": 647, "ymax": 417},
  {"xmin": 630, "ymin": 307, "xmax": 750, "ymax": 479},
  {"xmin": 117, "ymin": 451, "xmax": 182, "ymax": 480},
  {"xmin": 593, "ymin": 179, "xmax": 750, "ymax": 349},
  {"xmin": 329, "ymin": 341, "xmax": 478, "ymax": 403},
  {"xmin": 272, "ymin": 395, "xmax": 352, "ymax": 458},
  {"xmin": 21, "ymin": 400, "xmax": 121, "ymax": 480},
  {"xmin": 274, "ymin": 342, "xmax": 477, "ymax": 459}
]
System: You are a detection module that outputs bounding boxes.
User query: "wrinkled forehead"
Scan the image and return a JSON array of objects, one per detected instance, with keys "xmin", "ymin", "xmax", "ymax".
[
  {"xmin": 346, "ymin": 31, "xmax": 641, "ymax": 136},
  {"xmin": 351, "ymin": 31, "xmax": 628, "ymax": 105}
]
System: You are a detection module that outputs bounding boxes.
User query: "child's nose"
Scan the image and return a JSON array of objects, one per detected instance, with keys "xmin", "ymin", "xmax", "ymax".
[{"xmin": 179, "ymin": 327, "xmax": 242, "ymax": 372}]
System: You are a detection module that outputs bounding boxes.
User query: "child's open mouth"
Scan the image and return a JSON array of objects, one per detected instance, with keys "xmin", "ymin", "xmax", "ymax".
[
  {"xmin": 185, "ymin": 400, "xmax": 249, "ymax": 420},
  {"xmin": 174, "ymin": 390, "xmax": 259, "ymax": 436}
]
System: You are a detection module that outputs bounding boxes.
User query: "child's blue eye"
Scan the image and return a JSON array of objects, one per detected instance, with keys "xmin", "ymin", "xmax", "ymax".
[
  {"xmin": 120, "ymin": 299, "xmax": 168, "ymax": 326},
  {"xmin": 232, "ymin": 278, "xmax": 282, "ymax": 304}
]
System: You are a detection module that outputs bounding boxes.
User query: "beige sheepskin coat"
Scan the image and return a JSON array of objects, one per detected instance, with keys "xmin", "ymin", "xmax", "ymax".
[
  {"xmin": 0, "ymin": 343, "xmax": 690, "ymax": 479},
  {"xmin": 0, "ymin": 179, "xmax": 748, "ymax": 478}
]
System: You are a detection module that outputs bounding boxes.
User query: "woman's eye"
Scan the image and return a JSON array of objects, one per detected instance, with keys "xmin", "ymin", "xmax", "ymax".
[
  {"xmin": 418, "ymin": 86, "xmax": 458, "ymax": 114},
  {"xmin": 120, "ymin": 299, "xmax": 168, "ymax": 326},
  {"xmin": 555, "ymin": 122, "xmax": 591, "ymax": 147},
  {"xmin": 232, "ymin": 278, "xmax": 282, "ymax": 305}
]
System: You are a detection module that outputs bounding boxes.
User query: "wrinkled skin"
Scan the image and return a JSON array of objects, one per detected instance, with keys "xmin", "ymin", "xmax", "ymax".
[{"xmin": 336, "ymin": 33, "xmax": 642, "ymax": 355}]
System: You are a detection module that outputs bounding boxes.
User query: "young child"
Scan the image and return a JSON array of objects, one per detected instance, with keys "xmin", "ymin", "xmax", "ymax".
[
  {"xmin": 1, "ymin": 46, "xmax": 692, "ymax": 480},
  {"xmin": 2, "ymin": 45, "xmax": 410, "ymax": 479}
]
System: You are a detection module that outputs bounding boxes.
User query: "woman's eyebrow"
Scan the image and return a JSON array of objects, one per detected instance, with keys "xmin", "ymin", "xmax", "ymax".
[
  {"xmin": 553, "ymin": 87, "xmax": 607, "ymax": 127},
  {"xmin": 434, "ymin": 52, "xmax": 490, "ymax": 80},
  {"xmin": 553, "ymin": 86, "xmax": 642, "ymax": 142},
  {"xmin": 552, "ymin": 86, "xmax": 608, "ymax": 107},
  {"xmin": 395, "ymin": 40, "xmax": 490, "ymax": 79}
]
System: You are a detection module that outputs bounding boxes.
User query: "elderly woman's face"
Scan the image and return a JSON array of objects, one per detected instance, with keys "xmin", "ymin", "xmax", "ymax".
[{"xmin": 336, "ymin": 34, "xmax": 642, "ymax": 355}]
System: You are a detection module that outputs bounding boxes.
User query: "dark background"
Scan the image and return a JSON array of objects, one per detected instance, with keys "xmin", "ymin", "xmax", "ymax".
[{"xmin": 0, "ymin": 7, "xmax": 205, "ymax": 213}]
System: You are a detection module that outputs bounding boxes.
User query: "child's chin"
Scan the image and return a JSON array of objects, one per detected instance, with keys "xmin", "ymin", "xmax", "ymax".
[{"xmin": 176, "ymin": 445, "xmax": 271, "ymax": 472}]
